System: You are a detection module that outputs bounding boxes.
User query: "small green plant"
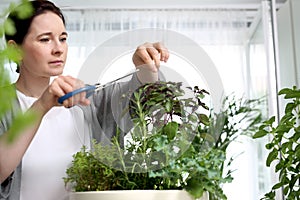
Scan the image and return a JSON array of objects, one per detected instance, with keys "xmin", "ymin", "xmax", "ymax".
[
  {"xmin": 205, "ymin": 94, "xmax": 264, "ymax": 200},
  {"xmin": 253, "ymin": 86, "xmax": 300, "ymax": 200},
  {"xmin": 65, "ymin": 82, "xmax": 216, "ymax": 199},
  {"xmin": 64, "ymin": 81, "xmax": 264, "ymax": 200}
]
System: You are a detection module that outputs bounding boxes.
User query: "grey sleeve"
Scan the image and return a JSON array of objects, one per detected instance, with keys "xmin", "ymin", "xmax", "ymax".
[
  {"xmin": 0, "ymin": 176, "xmax": 12, "ymax": 200},
  {"xmin": 0, "ymin": 99, "xmax": 22, "ymax": 200},
  {"xmin": 0, "ymin": 166, "xmax": 21, "ymax": 200},
  {"xmin": 0, "ymin": 175, "xmax": 13, "ymax": 200},
  {"xmin": 80, "ymin": 73, "xmax": 142, "ymax": 146}
]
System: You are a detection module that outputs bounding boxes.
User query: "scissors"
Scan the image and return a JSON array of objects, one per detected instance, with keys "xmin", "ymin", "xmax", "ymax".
[{"xmin": 58, "ymin": 69, "xmax": 139, "ymax": 104}]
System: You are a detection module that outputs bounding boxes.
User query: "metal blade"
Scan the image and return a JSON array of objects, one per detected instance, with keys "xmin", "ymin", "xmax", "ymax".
[{"xmin": 95, "ymin": 69, "xmax": 140, "ymax": 91}]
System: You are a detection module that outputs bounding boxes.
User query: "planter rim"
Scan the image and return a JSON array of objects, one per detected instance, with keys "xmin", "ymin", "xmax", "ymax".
[
  {"xmin": 69, "ymin": 189, "xmax": 209, "ymax": 200},
  {"xmin": 72, "ymin": 190, "xmax": 190, "ymax": 194}
]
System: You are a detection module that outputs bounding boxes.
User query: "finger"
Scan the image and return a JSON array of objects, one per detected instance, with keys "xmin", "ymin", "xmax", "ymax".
[
  {"xmin": 146, "ymin": 47, "xmax": 160, "ymax": 69},
  {"xmin": 134, "ymin": 48, "xmax": 157, "ymax": 72},
  {"xmin": 49, "ymin": 78, "xmax": 72, "ymax": 100},
  {"xmin": 136, "ymin": 46, "xmax": 154, "ymax": 65},
  {"xmin": 63, "ymin": 76, "xmax": 84, "ymax": 91},
  {"xmin": 153, "ymin": 42, "xmax": 169, "ymax": 62},
  {"xmin": 78, "ymin": 90, "xmax": 87, "ymax": 105},
  {"xmin": 63, "ymin": 78, "xmax": 90, "ymax": 107},
  {"xmin": 160, "ymin": 48, "xmax": 169, "ymax": 62},
  {"xmin": 69, "ymin": 92, "xmax": 90, "ymax": 107},
  {"xmin": 64, "ymin": 95, "xmax": 78, "ymax": 108},
  {"xmin": 54, "ymin": 76, "xmax": 84, "ymax": 106},
  {"xmin": 65, "ymin": 89, "xmax": 87, "ymax": 108},
  {"xmin": 80, "ymin": 90, "xmax": 86, "ymax": 101},
  {"xmin": 63, "ymin": 98, "xmax": 71, "ymax": 108},
  {"xmin": 80, "ymin": 98, "xmax": 90, "ymax": 106},
  {"xmin": 73, "ymin": 79, "xmax": 88, "ymax": 105}
]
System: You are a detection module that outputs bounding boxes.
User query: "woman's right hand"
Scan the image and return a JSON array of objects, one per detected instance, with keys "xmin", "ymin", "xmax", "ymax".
[{"xmin": 37, "ymin": 76, "xmax": 90, "ymax": 112}]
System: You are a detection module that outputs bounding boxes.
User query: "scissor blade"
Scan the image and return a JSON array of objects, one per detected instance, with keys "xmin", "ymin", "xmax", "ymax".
[{"xmin": 95, "ymin": 69, "xmax": 139, "ymax": 91}]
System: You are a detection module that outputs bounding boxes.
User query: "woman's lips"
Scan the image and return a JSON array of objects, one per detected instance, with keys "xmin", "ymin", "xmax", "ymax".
[{"xmin": 49, "ymin": 60, "xmax": 64, "ymax": 66}]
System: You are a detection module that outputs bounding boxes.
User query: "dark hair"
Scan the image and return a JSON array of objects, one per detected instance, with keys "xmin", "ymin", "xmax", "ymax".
[{"xmin": 5, "ymin": 0, "xmax": 65, "ymax": 45}]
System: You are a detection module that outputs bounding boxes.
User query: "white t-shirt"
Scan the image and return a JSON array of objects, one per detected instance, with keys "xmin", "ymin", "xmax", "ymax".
[{"xmin": 16, "ymin": 90, "xmax": 90, "ymax": 200}]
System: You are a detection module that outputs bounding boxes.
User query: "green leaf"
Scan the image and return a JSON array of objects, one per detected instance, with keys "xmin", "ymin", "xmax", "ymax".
[
  {"xmin": 188, "ymin": 114, "xmax": 198, "ymax": 123},
  {"xmin": 253, "ymin": 129, "xmax": 268, "ymax": 138},
  {"xmin": 186, "ymin": 178, "xmax": 204, "ymax": 199},
  {"xmin": 265, "ymin": 116, "xmax": 276, "ymax": 125},
  {"xmin": 165, "ymin": 101, "xmax": 172, "ymax": 113},
  {"xmin": 4, "ymin": 18, "xmax": 16, "ymax": 36},
  {"xmin": 289, "ymin": 174, "xmax": 300, "ymax": 190},
  {"xmin": 283, "ymin": 185, "xmax": 289, "ymax": 195},
  {"xmin": 284, "ymin": 102, "xmax": 295, "ymax": 114},
  {"xmin": 275, "ymin": 124, "xmax": 291, "ymax": 134},
  {"xmin": 14, "ymin": 0, "xmax": 33, "ymax": 19},
  {"xmin": 281, "ymin": 141, "xmax": 292, "ymax": 154},
  {"xmin": 278, "ymin": 88, "xmax": 293, "ymax": 95},
  {"xmin": 265, "ymin": 143, "xmax": 274, "ymax": 150},
  {"xmin": 4, "ymin": 45, "xmax": 22, "ymax": 63},
  {"xmin": 279, "ymin": 87, "xmax": 300, "ymax": 99},
  {"xmin": 200, "ymin": 133, "xmax": 215, "ymax": 143},
  {"xmin": 199, "ymin": 113, "xmax": 209, "ymax": 126},
  {"xmin": 7, "ymin": 111, "xmax": 37, "ymax": 143},
  {"xmin": 275, "ymin": 161, "xmax": 284, "ymax": 172},
  {"xmin": 163, "ymin": 121, "xmax": 178, "ymax": 140},
  {"xmin": 266, "ymin": 148, "xmax": 278, "ymax": 167},
  {"xmin": 0, "ymin": 85, "xmax": 16, "ymax": 117},
  {"xmin": 272, "ymin": 182, "xmax": 284, "ymax": 190},
  {"xmin": 295, "ymin": 143, "xmax": 300, "ymax": 158},
  {"xmin": 265, "ymin": 191, "xmax": 276, "ymax": 199}
]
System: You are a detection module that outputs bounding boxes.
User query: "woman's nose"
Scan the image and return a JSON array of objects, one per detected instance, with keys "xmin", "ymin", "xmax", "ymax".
[{"xmin": 52, "ymin": 40, "xmax": 65, "ymax": 55}]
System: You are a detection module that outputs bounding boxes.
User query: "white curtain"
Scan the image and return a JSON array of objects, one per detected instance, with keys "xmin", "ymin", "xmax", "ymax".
[{"xmin": 63, "ymin": 8, "xmax": 249, "ymax": 96}]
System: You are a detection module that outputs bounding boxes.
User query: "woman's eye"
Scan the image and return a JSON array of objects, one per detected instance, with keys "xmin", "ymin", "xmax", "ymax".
[
  {"xmin": 60, "ymin": 37, "xmax": 67, "ymax": 42},
  {"xmin": 40, "ymin": 38, "xmax": 50, "ymax": 42}
]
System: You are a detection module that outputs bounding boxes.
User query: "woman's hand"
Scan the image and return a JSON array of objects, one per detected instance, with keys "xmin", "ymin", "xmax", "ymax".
[
  {"xmin": 132, "ymin": 42, "xmax": 169, "ymax": 83},
  {"xmin": 37, "ymin": 76, "xmax": 90, "ymax": 112}
]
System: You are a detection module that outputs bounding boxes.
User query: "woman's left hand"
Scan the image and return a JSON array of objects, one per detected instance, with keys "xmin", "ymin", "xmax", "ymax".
[{"xmin": 132, "ymin": 42, "xmax": 169, "ymax": 83}]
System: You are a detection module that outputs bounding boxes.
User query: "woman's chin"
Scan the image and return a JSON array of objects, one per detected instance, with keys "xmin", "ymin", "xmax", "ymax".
[{"xmin": 49, "ymin": 68, "xmax": 64, "ymax": 76}]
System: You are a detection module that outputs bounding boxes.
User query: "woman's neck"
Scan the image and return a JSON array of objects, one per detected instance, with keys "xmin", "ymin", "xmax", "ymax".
[{"xmin": 15, "ymin": 74, "xmax": 50, "ymax": 98}]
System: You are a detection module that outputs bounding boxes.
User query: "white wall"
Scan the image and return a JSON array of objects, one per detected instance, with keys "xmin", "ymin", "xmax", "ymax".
[{"xmin": 277, "ymin": 0, "xmax": 300, "ymax": 89}]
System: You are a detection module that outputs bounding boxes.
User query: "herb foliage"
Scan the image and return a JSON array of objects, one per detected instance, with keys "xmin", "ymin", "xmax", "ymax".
[
  {"xmin": 253, "ymin": 86, "xmax": 300, "ymax": 200},
  {"xmin": 64, "ymin": 81, "xmax": 263, "ymax": 200}
]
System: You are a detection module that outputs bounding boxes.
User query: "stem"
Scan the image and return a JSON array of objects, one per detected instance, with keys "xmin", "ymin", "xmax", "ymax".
[
  {"xmin": 135, "ymin": 91, "xmax": 149, "ymax": 169},
  {"xmin": 114, "ymin": 136, "xmax": 127, "ymax": 173}
]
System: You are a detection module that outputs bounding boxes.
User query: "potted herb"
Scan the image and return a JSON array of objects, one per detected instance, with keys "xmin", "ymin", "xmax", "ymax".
[
  {"xmin": 253, "ymin": 86, "xmax": 300, "ymax": 200},
  {"xmin": 64, "ymin": 81, "xmax": 263, "ymax": 200}
]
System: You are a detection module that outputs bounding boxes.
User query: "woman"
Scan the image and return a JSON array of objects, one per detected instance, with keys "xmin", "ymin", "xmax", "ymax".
[{"xmin": 0, "ymin": 1, "xmax": 169, "ymax": 200}]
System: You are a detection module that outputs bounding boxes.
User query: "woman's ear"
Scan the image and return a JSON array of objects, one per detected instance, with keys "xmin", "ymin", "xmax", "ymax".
[
  {"xmin": 7, "ymin": 40, "xmax": 23, "ymax": 61},
  {"xmin": 7, "ymin": 40, "xmax": 17, "ymax": 46},
  {"xmin": 7, "ymin": 40, "xmax": 23, "ymax": 73}
]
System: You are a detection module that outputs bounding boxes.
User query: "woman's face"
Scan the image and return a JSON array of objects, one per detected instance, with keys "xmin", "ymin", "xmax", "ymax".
[{"xmin": 21, "ymin": 11, "xmax": 68, "ymax": 77}]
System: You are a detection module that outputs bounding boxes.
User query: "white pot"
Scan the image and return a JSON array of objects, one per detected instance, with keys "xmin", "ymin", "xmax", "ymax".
[{"xmin": 69, "ymin": 190, "xmax": 208, "ymax": 200}]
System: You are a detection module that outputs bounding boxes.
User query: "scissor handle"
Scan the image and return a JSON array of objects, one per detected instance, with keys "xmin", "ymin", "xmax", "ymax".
[{"xmin": 57, "ymin": 85, "xmax": 96, "ymax": 104}]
